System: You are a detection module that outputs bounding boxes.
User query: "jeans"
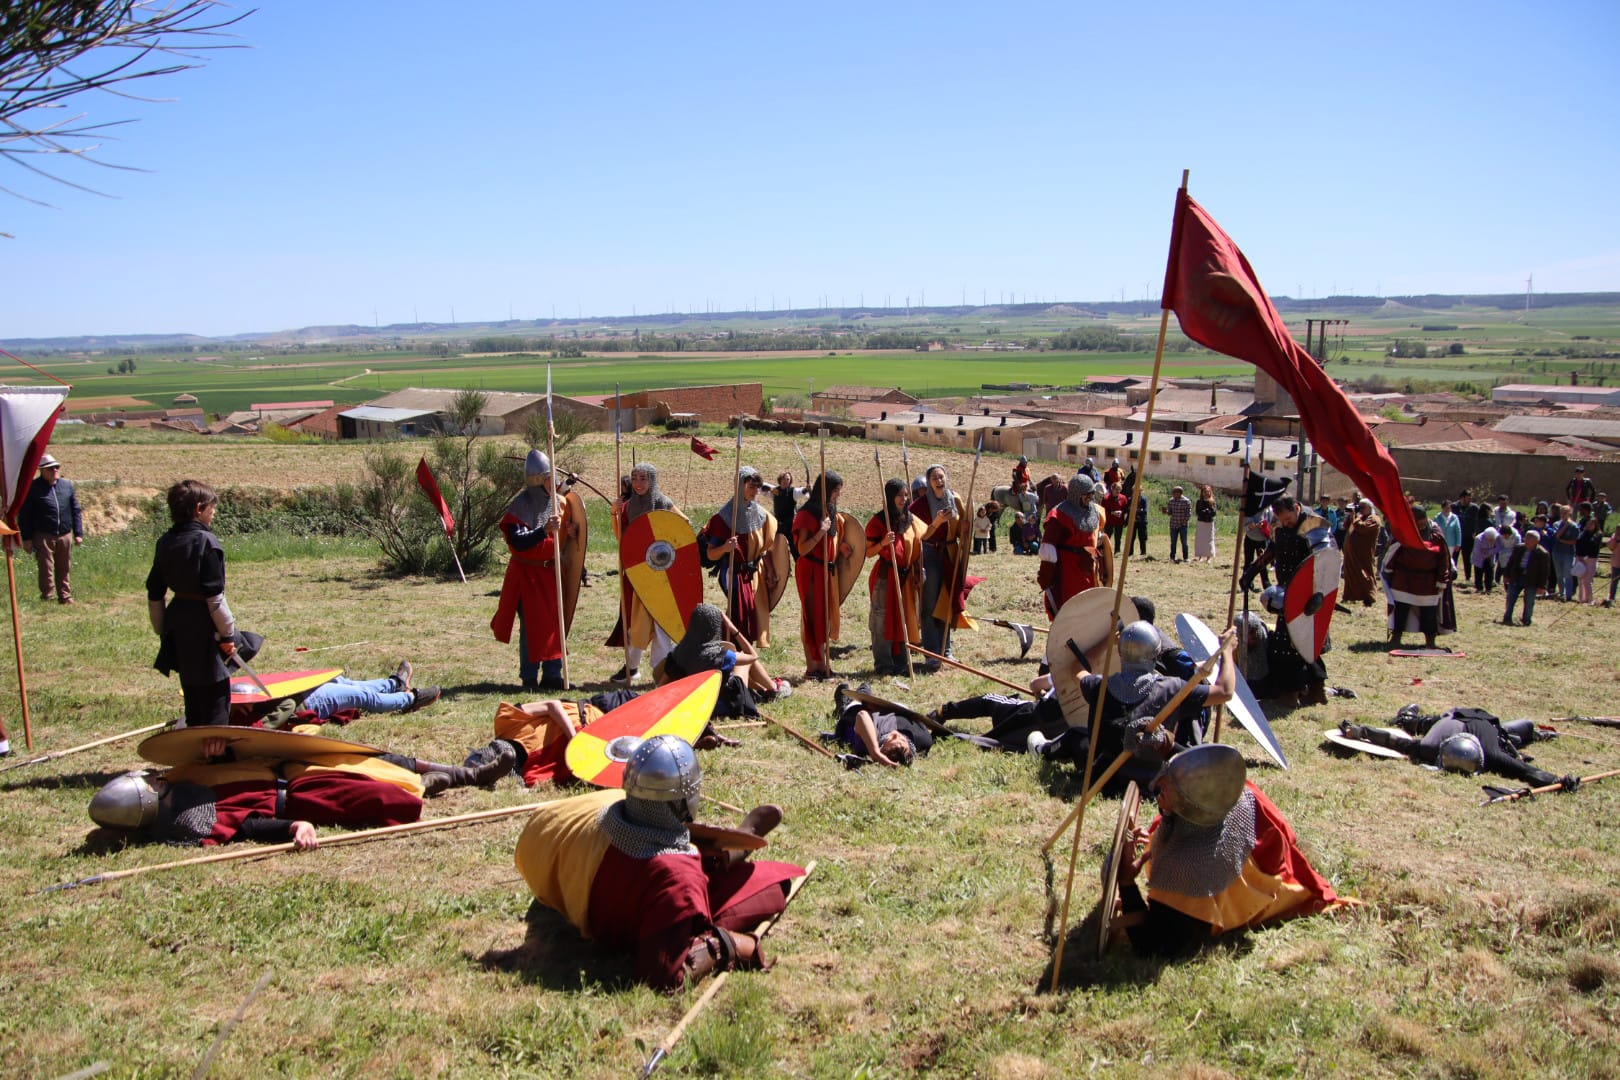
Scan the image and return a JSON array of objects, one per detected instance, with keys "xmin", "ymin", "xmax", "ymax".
[
  {"xmin": 1503, "ymin": 580, "xmax": 1537, "ymax": 624},
  {"xmin": 302, "ymin": 676, "xmax": 413, "ymax": 719},
  {"xmin": 1551, "ymin": 548, "xmax": 1575, "ymax": 599},
  {"xmin": 1169, "ymin": 525, "xmax": 1189, "ymax": 561}
]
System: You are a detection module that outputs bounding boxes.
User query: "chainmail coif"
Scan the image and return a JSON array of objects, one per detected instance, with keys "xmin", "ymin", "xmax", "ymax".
[
  {"xmin": 600, "ymin": 796, "xmax": 696, "ymax": 860},
  {"xmin": 1144, "ymin": 789, "xmax": 1257, "ymax": 897}
]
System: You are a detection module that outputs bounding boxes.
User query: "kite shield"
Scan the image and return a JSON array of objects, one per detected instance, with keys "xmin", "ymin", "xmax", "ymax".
[
  {"xmin": 1176, "ymin": 612, "xmax": 1289, "ymax": 770},
  {"xmin": 835, "ymin": 511, "xmax": 867, "ymax": 604},
  {"xmin": 1284, "ymin": 547, "xmax": 1340, "ymax": 662},
  {"xmin": 763, "ymin": 529, "xmax": 792, "ymax": 611},
  {"xmin": 227, "ymin": 668, "xmax": 342, "ymax": 706},
  {"xmin": 1046, "ymin": 589, "xmax": 1140, "ymax": 729},
  {"xmin": 621, "ymin": 509, "xmax": 702, "ymax": 641},
  {"xmin": 561, "ymin": 488, "xmax": 588, "ymax": 633},
  {"xmin": 565, "ymin": 671, "xmax": 720, "ymax": 788},
  {"xmin": 139, "ymin": 725, "xmax": 384, "ymax": 767}
]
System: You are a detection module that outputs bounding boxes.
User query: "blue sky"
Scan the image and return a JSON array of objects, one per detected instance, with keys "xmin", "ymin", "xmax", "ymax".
[{"xmin": 4, "ymin": 0, "xmax": 1617, "ymax": 338}]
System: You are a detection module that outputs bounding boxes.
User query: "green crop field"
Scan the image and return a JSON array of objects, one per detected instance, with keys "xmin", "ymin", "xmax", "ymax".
[{"xmin": 13, "ymin": 299, "xmax": 1619, "ymax": 417}]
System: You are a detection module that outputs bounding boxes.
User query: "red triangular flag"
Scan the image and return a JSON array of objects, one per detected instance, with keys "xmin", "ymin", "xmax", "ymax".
[
  {"xmin": 1161, "ymin": 190, "xmax": 1422, "ymax": 550},
  {"xmin": 416, "ymin": 456, "xmax": 455, "ymax": 537},
  {"xmin": 690, "ymin": 435, "xmax": 719, "ymax": 461}
]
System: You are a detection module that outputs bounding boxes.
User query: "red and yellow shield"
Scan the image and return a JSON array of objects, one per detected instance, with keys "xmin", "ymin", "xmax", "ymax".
[
  {"xmin": 564, "ymin": 671, "xmax": 720, "ymax": 788},
  {"xmin": 621, "ymin": 509, "xmax": 702, "ymax": 641},
  {"xmin": 227, "ymin": 668, "xmax": 342, "ymax": 705}
]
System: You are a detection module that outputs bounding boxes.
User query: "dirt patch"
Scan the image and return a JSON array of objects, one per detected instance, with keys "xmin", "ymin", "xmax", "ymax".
[
  {"xmin": 64, "ymin": 395, "xmax": 153, "ymax": 412},
  {"xmin": 80, "ymin": 485, "xmax": 160, "ymax": 535}
]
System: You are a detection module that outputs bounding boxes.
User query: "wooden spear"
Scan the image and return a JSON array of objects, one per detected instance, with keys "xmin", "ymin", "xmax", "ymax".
[
  {"xmin": 905, "ymin": 643, "xmax": 1029, "ymax": 694},
  {"xmin": 753, "ymin": 710, "xmax": 838, "ymax": 760},
  {"xmin": 641, "ymin": 861, "xmax": 818, "ymax": 1077},
  {"xmin": 615, "ymin": 383, "xmax": 631, "ymax": 681},
  {"xmin": 818, "ymin": 428, "xmax": 832, "ymax": 676},
  {"xmin": 874, "ymin": 448, "xmax": 915, "ymax": 678},
  {"xmin": 44, "ymin": 799, "xmax": 558, "ymax": 892},
  {"xmin": 727, "ymin": 416, "xmax": 745, "ymax": 631},
  {"xmin": 1483, "ymin": 767, "xmax": 1620, "ymax": 805},
  {"xmin": 940, "ymin": 435, "xmax": 984, "ymax": 657},
  {"xmin": 545, "ymin": 364, "xmax": 570, "ymax": 688},
  {"xmin": 0, "ymin": 720, "xmax": 172, "ymax": 775},
  {"xmin": 1214, "ymin": 426, "xmax": 1254, "ymax": 744}
]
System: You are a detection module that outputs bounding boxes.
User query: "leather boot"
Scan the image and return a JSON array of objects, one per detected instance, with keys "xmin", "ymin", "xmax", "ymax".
[
  {"xmin": 422, "ymin": 745, "xmax": 516, "ymax": 796},
  {"xmin": 1302, "ymin": 682, "xmax": 1329, "ymax": 706}
]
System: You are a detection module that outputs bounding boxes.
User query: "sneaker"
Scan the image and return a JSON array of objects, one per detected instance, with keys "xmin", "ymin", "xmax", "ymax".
[
  {"xmin": 773, "ymin": 678, "xmax": 793, "ymax": 699},
  {"xmin": 608, "ymin": 665, "xmax": 632, "ymax": 686},
  {"xmin": 1027, "ymin": 731, "xmax": 1051, "ymax": 758},
  {"xmin": 392, "ymin": 660, "xmax": 413, "ymax": 692},
  {"xmin": 404, "ymin": 686, "xmax": 441, "ymax": 713}
]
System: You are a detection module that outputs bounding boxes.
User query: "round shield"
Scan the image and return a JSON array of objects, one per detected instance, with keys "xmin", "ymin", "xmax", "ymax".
[
  {"xmin": 1284, "ymin": 547, "xmax": 1341, "ymax": 662},
  {"xmin": 1046, "ymin": 589, "xmax": 1141, "ymax": 729},
  {"xmin": 835, "ymin": 511, "xmax": 867, "ymax": 604},
  {"xmin": 227, "ymin": 668, "xmax": 342, "ymax": 706},
  {"xmin": 561, "ymin": 488, "xmax": 588, "ymax": 633},
  {"xmin": 689, "ymin": 822, "xmax": 769, "ymax": 851},
  {"xmin": 763, "ymin": 530, "xmax": 792, "ymax": 611},
  {"xmin": 621, "ymin": 509, "xmax": 703, "ymax": 642},
  {"xmin": 1098, "ymin": 780, "xmax": 1142, "ymax": 959},
  {"xmin": 139, "ymin": 725, "xmax": 385, "ymax": 768},
  {"xmin": 564, "ymin": 671, "xmax": 720, "ymax": 788},
  {"xmin": 1096, "ymin": 531, "xmax": 1116, "ymax": 589}
]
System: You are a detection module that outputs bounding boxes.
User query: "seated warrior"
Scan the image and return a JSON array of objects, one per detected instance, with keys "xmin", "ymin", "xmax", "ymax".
[{"xmin": 1114, "ymin": 744, "xmax": 1352, "ymax": 957}]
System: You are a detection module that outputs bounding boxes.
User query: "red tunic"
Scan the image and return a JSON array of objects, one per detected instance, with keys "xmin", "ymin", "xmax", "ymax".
[
  {"xmin": 491, "ymin": 506, "xmax": 565, "ymax": 663},
  {"xmin": 699, "ymin": 513, "xmax": 766, "ymax": 643},
  {"xmin": 204, "ymin": 773, "xmax": 422, "ymax": 846},
  {"xmin": 587, "ymin": 848, "xmax": 803, "ymax": 990},
  {"xmin": 1039, "ymin": 507, "xmax": 1100, "ymax": 618},
  {"xmin": 793, "ymin": 508, "xmax": 836, "ymax": 647},
  {"xmin": 864, "ymin": 512, "xmax": 922, "ymax": 645}
]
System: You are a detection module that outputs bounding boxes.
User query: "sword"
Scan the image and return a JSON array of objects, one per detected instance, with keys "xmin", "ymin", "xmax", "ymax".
[{"xmin": 227, "ymin": 650, "xmax": 273, "ymax": 700}]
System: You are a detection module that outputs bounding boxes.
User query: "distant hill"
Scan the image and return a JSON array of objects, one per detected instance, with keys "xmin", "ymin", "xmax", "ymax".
[{"xmin": 9, "ymin": 292, "xmax": 1618, "ymax": 353}]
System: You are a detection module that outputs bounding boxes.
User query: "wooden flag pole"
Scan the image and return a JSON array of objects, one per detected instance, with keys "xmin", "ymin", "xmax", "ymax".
[
  {"xmin": 875, "ymin": 449, "xmax": 915, "ymax": 678},
  {"xmin": 3, "ymin": 544, "xmax": 32, "ymax": 749},
  {"xmin": 1213, "ymin": 431, "xmax": 1252, "ymax": 743},
  {"xmin": 545, "ymin": 365, "xmax": 571, "ymax": 688},
  {"xmin": 615, "ymin": 384, "xmax": 631, "ymax": 680},
  {"xmin": 754, "ymin": 710, "xmax": 838, "ymax": 760},
  {"xmin": 1049, "ymin": 168, "xmax": 1187, "ymax": 993},
  {"xmin": 46, "ymin": 799, "xmax": 559, "ymax": 892}
]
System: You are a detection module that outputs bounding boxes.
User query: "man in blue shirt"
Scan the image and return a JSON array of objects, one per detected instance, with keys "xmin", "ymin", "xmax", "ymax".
[{"xmin": 18, "ymin": 454, "xmax": 83, "ymax": 604}]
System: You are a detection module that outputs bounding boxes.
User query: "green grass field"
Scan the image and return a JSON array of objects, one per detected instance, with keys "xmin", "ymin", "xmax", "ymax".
[
  {"xmin": 17, "ymin": 300, "xmax": 1619, "ymax": 418},
  {"xmin": 1, "ymin": 429, "xmax": 1617, "ymax": 1078}
]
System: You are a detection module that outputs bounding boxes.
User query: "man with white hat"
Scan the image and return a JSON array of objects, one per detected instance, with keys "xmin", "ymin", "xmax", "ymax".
[{"xmin": 18, "ymin": 453, "xmax": 83, "ymax": 605}]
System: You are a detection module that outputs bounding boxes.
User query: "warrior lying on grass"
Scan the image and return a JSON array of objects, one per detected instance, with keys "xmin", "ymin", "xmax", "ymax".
[
  {"xmin": 1336, "ymin": 706, "xmax": 1577, "ymax": 789},
  {"xmin": 515, "ymin": 735, "xmax": 805, "ymax": 991},
  {"xmin": 229, "ymin": 661, "xmax": 441, "ymax": 728},
  {"xmin": 828, "ymin": 686, "xmax": 935, "ymax": 768},
  {"xmin": 1112, "ymin": 745, "xmax": 1353, "ymax": 957},
  {"xmin": 88, "ymin": 733, "xmax": 513, "ymax": 848}
]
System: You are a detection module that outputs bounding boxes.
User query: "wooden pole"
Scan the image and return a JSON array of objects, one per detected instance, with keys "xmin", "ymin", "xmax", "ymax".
[
  {"xmin": 1049, "ymin": 168, "xmax": 1186, "ymax": 993},
  {"xmin": 943, "ymin": 436, "xmax": 984, "ymax": 657},
  {"xmin": 818, "ymin": 429, "xmax": 832, "ymax": 675},
  {"xmin": 1214, "ymin": 431, "xmax": 1253, "ymax": 743},
  {"xmin": 1485, "ymin": 767, "xmax": 1620, "ymax": 805},
  {"xmin": 615, "ymin": 384, "xmax": 632, "ymax": 681},
  {"xmin": 0, "ymin": 720, "xmax": 170, "ymax": 775},
  {"xmin": 641, "ymin": 862, "xmax": 818, "ymax": 1078},
  {"xmin": 545, "ymin": 365, "xmax": 570, "ymax": 688},
  {"xmin": 727, "ymin": 417, "xmax": 744, "ymax": 631},
  {"xmin": 4, "ymin": 546, "xmax": 32, "ymax": 749},
  {"xmin": 754, "ymin": 709, "xmax": 838, "ymax": 760},
  {"xmin": 875, "ymin": 449, "xmax": 914, "ymax": 678},
  {"xmin": 905, "ymin": 643, "xmax": 1028, "ymax": 694},
  {"xmin": 46, "ymin": 799, "xmax": 560, "ymax": 892}
]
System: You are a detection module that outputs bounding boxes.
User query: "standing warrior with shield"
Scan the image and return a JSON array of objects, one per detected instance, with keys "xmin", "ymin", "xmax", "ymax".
[
  {"xmin": 492, "ymin": 450, "xmax": 577, "ymax": 692},
  {"xmin": 909, "ymin": 464, "xmax": 968, "ymax": 672},
  {"xmin": 793, "ymin": 472, "xmax": 847, "ymax": 680},
  {"xmin": 865, "ymin": 477, "xmax": 923, "ymax": 676},
  {"xmin": 609, "ymin": 463, "xmax": 686, "ymax": 685},
  {"xmin": 700, "ymin": 468, "xmax": 780, "ymax": 648},
  {"xmin": 1037, "ymin": 475, "xmax": 1110, "ymax": 619}
]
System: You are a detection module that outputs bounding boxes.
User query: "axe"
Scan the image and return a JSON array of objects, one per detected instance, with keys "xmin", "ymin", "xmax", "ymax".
[{"xmin": 985, "ymin": 617, "xmax": 1044, "ymax": 659}]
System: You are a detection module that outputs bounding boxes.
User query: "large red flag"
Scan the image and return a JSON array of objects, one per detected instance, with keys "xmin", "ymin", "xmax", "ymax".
[
  {"xmin": 689, "ymin": 435, "xmax": 719, "ymax": 461},
  {"xmin": 1161, "ymin": 190, "xmax": 1422, "ymax": 550},
  {"xmin": 416, "ymin": 457, "xmax": 455, "ymax": 537}
]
